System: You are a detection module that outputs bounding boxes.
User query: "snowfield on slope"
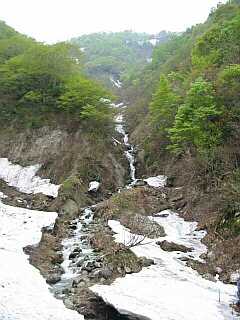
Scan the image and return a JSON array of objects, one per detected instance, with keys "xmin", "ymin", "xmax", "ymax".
[
  {"xmin": 0, "ymin": 158, "xmax": 60, "ymax": 198},
  {"xmin": 91, "ymin": 211, "xmax": 237, "ymax": 320},
  {"xmin": 0, "ymin": 200, "xmax": 83, "ymax": 320}
]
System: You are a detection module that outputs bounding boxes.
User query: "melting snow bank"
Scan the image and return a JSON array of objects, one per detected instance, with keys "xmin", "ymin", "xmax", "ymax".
[
  {"xmin": 91, "ymin": 211, "xmax": 237, "ymax": 320},
  {"xmin": 0, "ymin": 158, "xmax": 60, "ymax": 198},
  {"xmin": 144, "ymin": 175, "xmax": 167, "ymax": 188},
  {"xmin": 0, "ymin": 200, "xmax": 83, "ymax": 320}
]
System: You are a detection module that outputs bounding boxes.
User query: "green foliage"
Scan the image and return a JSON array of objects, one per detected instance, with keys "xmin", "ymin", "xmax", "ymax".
[
  {"xmin": 217, "ymin": 64, "xmax": 240, "ymax": 113},
  {"xmin": 58, "ymin": 75, "xmax": 108, "ymax": 112},
  {"xmin": 168, "ymin": 78, "xmax": 222, "ymax": 153},
  {"xmin": 58, "ymin": 75, "xmax": 113, "ymax": 129},
  {"xmin": 152, "ymin": 34, "xmax": 187, "ymax": 69},
  {"xmin": 218, "ymin": 168, "xmax": 240, "ymax": 237},
  {"xmin": 0, "ymin": 35, "xmax": 35, "ymax": 63},
  {"xmin": 80, "ymin": 103, "xmax": 112, "ymax": 125},
  {"xmin": 127, "ymin": 0, "xmax": 240, "ymax": 165},
  {"xmin": 0, "ymin": 20, "xmax": 18, "ymax": 40},
  {"xmin": 192, "ymin": 9, "xmax": 240, "ymax": 72},
  {"xmin": 71, "ymin": 31, "xmax": 173, "ymax": 86},
  {"xmin": 149, "ymin": 75, "xmax": 178, "ymax": 132},
  {"xmin": 0, "ymin": 42, "xmax": 78, "ymax": 100},
  {"xmin": 0, "ymin": 23, "xmax": 113, "ymax": 133},
  {"xmin": 62, "ymin": 175, "xmax": 83, "ymax": 194}
]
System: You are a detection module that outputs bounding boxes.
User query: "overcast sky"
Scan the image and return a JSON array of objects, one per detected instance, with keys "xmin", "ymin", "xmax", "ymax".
[{"xmin": 1, "ymin": 0, "xmax": 226, "ymax": 43}]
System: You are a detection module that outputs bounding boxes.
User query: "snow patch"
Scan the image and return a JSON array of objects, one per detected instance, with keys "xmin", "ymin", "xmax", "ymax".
[
  {"xmin": 144, "ymin": 175, "xmax": 167, "ymax": 188},
  {"xmin": 0, "ymin": 200, "xmax": 83, "ymax": 320},
  {"xmin": 0, "ymin": 158, "xmax": 60, "ymax": 198},
  {"xmin": 91, "ymin": 212, "xmax": 237, "ymax": 320},
  {"xmin": 88, "ymin": 181, "xmax": 100, "ymax": 192}
]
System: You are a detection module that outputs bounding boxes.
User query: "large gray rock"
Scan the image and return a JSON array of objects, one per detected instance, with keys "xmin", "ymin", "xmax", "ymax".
[
  {"xmin": 99, "ymin": 267, "xmax": 113, "ymax": 279},
  {"xmin": 82, "ymin": 261, "xmax": 96, "ymax": 272},
  {"xmin": 157, "ymin": 240, "xmax": 193, "ymax": 253},
  {"xmin": 46, "ymin": 273, "xmax": 61, "ymax": 284},
  {"xmin": 127, "ymin": 214, "xmax": 166, "ymax": 238}
]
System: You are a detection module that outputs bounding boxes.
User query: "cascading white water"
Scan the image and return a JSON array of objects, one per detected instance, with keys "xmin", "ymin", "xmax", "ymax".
[
  {"xmin": 53, "ymin": 207, "xmax": 95, "ymax": 295},
  {"xmin": 115, "ymin": 111, "xmax": 137, "ymax": 184}
]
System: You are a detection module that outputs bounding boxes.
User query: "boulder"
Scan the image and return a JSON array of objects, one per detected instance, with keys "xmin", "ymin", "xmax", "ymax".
[
  {"xmin": 69, "ymin": 251, "xmax": 80, "ymax": 260},
  {"xmin": 99, "ymin": 267, "xmax": 113, "ymax": 279},
  {"xmin": 154, "ymin": 212, "xmax": 169, "ymax": 218},
  {"xmin": 64, "ymin": 298, "xmax": 75, "ymax": 310},
  {"xmin": 133, "ymin": 179, "xmax": 148, "ymax": 187},
  {"xmin": 82, "ymin": 261, "xmax": 96, "ymax": 272},
  {"xmin": 46, "ymin": 274, "xmax": 61, "ymax": 284},
  {"xmin": 157, "ymin": 240, "xmax": 193, "ymax": 253}
]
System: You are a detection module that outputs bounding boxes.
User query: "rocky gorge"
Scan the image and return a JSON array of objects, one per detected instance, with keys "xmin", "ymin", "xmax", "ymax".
[{"xmin": 0, "ymin": 102, "xmax": 239, "ymax": 320}]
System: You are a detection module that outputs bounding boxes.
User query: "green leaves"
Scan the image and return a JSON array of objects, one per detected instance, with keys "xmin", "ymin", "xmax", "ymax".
[
  {"xmin": 192, "ymin": 10, "xmax": 240, "ymax": 73},
  {"xmin": 0, "ymin": 24, "xmax": 113, "ymax": 132},
  {"xmin": 149, "ymin": 75, "xmax": 178, "ymax": 132},
  {"xmin": 58, "ymin": 75, "xmax": 110, "ymax": 113},
  {"xmin": 168, "ymin": 78, "xmax": 222, "ymax": 153},
  {"xmin": 58, "ymin": 75, "xmax": 113, "ymax": 129}
]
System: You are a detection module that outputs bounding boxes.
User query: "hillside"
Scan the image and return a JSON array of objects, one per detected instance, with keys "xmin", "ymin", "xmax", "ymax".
[
  {"xmin": 71, "ymin": 31, "xmax": 174, "ymax": 88},
  {"xmin": 125, "ymin": 0, "xmax": 240, "ymax": 283}
]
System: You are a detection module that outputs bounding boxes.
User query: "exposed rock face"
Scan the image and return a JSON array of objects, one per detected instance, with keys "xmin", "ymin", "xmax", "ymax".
[{"xmin": 0, "ymin": 125, "xmax": 128, "ymax": 197}]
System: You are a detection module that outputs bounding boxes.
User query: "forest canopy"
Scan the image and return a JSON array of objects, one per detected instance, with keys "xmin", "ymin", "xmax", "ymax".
[{"xmin": 0, "ymin": 21, "xmax": 113, "ymax": 131}]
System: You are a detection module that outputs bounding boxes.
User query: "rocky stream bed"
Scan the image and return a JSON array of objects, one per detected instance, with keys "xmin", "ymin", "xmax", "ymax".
[{"xmin": 0, "ymin": 103, "xmax": 239, "ymax": 320}]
